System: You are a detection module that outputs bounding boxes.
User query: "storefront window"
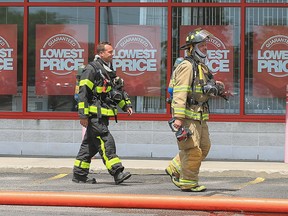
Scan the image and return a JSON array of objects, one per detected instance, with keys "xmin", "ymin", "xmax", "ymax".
[
  {"xmin": 28, "ymin": 7, "xmax": 95, "ymax": 112},
  {"xmin": 100, "ymin": 7, "xmax": 168, "ymax": 113},
  {"xmin": 0, "ymin": 7, "xmax": 23, "ymax": 111},
  {"xmin": 246, "ymin": 0, "xmax": 286, "ymax": 2},
  {"xmin": 101, "ymin": 0, "xmax": 166, "ymax": 2},
  {"xmin": 172, "ymin": 7, "xmax": 240, "ymax": 114},
  {"xmin": 29, "ymin": 0, "xmax": 94, "ymax": 2},
  {"xmin": 245, "ymin": 7, "xmax": 287, "ymax": 115},
  {"xmin": 173, "ymin": 0, "xmax": 240, "ymax": 2},
  {"xmin": 0, "ymin": 0, "xmax": 23, "ymax": 2}
]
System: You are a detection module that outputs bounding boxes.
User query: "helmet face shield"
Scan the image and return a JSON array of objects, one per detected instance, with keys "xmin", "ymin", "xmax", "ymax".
[
  {"xmin": 194, "ymin": 29, "xmax": 213, "ymax": 43},
  {"xmin": 180, "ymin": 28, "xmax": 213, "ymax": 50}
]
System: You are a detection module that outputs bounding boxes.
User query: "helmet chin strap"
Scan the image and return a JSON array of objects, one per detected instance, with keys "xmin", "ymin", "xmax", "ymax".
[
  {"xmin": 194, "ymin": 43, "xmax": 207, "ymax": 64},
  {"xmin": 186, "ymin": 44, "xmax": 208, "ymax": 64}
]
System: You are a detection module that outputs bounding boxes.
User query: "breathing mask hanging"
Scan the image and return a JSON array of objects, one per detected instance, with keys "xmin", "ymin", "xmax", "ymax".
[{"xmin": 202, "ymin": 80, "xmax": 219, "ymax": 96}]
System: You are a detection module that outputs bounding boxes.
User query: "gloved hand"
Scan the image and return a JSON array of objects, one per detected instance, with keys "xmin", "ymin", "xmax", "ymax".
[
  {"xmin": 175, "ymin": 126, "xmax": 192, "ymax": 142},
  {"xmin": 168, "ymin": 118, "xmax": 192, "ymax": 141}
]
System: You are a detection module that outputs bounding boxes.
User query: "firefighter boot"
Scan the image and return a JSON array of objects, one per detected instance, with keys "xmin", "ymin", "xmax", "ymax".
[
  {"xmin": 114, "ymin": 170, "xmax": 131, "ymax": 185},
  {"xmin": 179, "ymin": 180, "xmax": 206, "ymax": 192},
  {"xmin": 181, "ymin": 185, "xmax": 207, "ymax": 192},
  {"xmin": 72, "ymin": 174, "xmax": 96, "ymax": 184}
]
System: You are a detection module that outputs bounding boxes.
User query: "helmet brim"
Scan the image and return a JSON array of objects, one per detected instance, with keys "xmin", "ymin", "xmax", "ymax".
[{"xmin": 180, "ymin": 44, "xmax": 190, "ymax": 50}]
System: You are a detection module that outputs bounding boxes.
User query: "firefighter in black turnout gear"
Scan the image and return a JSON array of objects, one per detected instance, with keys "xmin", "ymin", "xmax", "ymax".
[{"xmin": 72, "ymin": 42, "xmax": 133, "ymax": 185}]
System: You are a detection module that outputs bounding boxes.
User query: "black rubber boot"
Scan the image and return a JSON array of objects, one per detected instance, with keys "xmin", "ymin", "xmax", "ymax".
[
  {"xmin": 72, "ymin": 174, "xmax": 96, "ymax": 184},
  {"xmin": 114, "ymin": 171, "xmax": 131, "ymax": 185}
]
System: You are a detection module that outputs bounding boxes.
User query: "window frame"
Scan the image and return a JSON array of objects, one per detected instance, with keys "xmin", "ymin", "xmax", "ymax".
[{"xmin": 0, "ymin": 0, "xmax": 285, "ymax": 123}]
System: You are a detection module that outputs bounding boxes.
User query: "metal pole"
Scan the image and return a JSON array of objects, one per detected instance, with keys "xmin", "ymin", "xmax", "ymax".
[{"xmin": 285, "ymin": 85, "xmax": 288, "ymax": 163}]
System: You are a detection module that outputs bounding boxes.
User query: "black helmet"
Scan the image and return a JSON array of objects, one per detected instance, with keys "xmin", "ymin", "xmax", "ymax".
[{"xmin": 180, "ymin": 28, "xmax": 213, "ymax": 50}]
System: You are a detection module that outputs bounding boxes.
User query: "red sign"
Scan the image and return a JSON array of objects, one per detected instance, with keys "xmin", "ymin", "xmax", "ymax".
[
  {"xmin": 35, "ymin": 24, "xmax": 88, "ymax": 95},
  {"xmin": 0, "ymin": 24, "xmax": 17, "ymax": 95},
  {"xmin": 253, "ymin": 26, "xmax": 288, "ymax": 97},
  {"xmin": 180, "ymin": 25, "xmax": 234, "ymax": 93},
  {"xmin": 109, "ymin": 25, "xmax": 161, "ymax": 96}
]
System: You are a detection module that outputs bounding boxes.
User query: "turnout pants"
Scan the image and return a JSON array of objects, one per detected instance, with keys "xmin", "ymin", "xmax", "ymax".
[
  {"xmin": 73, "ymin": 116, "xmax": 124, "ymax": 177},
  {"xmin": 176, "ymin": 119, "xmax": 211, "ymax": 189}
]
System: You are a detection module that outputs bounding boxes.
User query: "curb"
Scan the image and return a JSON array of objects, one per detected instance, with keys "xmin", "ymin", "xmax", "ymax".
[{"xmin": 1, "ymin": 167, "xmax": 288, "ymax": 178}]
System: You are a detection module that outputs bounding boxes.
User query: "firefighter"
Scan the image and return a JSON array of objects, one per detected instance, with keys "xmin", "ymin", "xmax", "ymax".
[
  {"xmin": 165, "ymin": 28, "xmax": 225, "ymax": 192},
  {"xmin": 72, "ymin": 41, "xmax": 133, "ymax": 185}
]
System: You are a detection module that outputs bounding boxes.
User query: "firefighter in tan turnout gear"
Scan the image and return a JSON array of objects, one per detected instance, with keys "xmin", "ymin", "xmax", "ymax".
[
  {"xmin": 165, "ymin": 28, "xmax": 226, "ymax": 192},
  {"xmin": 73, "ymin": 41, "xmax": 133, "ymax": 185}
]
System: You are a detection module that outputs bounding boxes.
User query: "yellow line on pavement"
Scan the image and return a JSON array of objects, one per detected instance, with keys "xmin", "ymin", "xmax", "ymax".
[
  {"xmin": 33, "ymin": 174, "xmax": 68, "ymax": 184},
  {"xmin": 236, "ymin": 177, "xmax": 265, "ymax": 190},
  {"xmin": 48, "ymin": 174, "xmax": 68, "ymax": 180}
]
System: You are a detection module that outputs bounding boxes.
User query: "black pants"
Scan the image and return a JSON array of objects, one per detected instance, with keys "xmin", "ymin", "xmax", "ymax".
[{"xmin": 73, "ymin": 116, "xmax": 124, "ymax": 177}]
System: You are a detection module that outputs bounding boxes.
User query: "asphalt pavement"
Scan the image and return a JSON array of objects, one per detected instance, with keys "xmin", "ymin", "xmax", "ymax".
[
  {"xmin": 1, "ymin": 156, "xmax": 288, "ymax": 214},
  {"xmin": 0, "ymin": 156, "xmax": 288, "ymax": 178}
]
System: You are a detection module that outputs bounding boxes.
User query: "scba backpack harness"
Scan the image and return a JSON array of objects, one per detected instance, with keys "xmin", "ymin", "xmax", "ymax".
[
  {"xmin": 74, "ymin": 61, "xmax": 124, "ymax": 103},
  {"xmin": 74, "ymin": 61, "xmax": 129, "ymax": 123},
  {"xmin": 167, "ymin": 57, "xmax": 227, "ymax": 104},
  {"xmin": 167, "ymin": 57, "xmax": 227, "ymax": 142}
]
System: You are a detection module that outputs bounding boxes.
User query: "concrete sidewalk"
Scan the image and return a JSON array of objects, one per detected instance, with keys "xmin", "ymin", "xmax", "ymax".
[{"xmin": 0, "ymin": 156, "xmax": 288, "ymax": 178}]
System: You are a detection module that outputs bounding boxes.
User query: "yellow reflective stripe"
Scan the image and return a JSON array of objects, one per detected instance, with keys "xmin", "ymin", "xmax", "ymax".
[
  {"xmin": 173, "ymin": 107, "xmax": 186, "ymax": 116},
  {"xmin": 198, "ymin": 65, "xmax": 203, "ymax": 81},
  {"xmin": 173, "ymin": 108, "xmax": 209, "ymax": 120},
  {"xmin": 183, "ymin": 109, "xmax": 201, "ymax": 120},
  {"xmin": 78, "ymin": 102, "xmax": 85, "ymax": 109},
  {"xmin": 202, "ymin": 113, "xmax": 209, "ymax": 120},
  {"xmin": 97, "ymin": 136, "xmax": 121, "ymax": 170},
  {"xmin": 79, "ymin": 79, "xmax": 94, "ymax": 91},
  {"xmin": 172, "ymin": 157, "xmax": 181, "ymax": 174},
  {"xmin": 96, "ymin": 86, "xmax": 103, "ymax": 93},
  {"xmin": 89, "ymin": 105, "xmax": 118, "ymax": 116},
  {"xmin": 95, "ymin": 86, "xmax": 112, "ymax": 93},
  {"xmin": 118, "ymin": 100, "xmax": 126, "ymax": 109},
  {"xmin": 195, "ymin": 85, "xmax": 202, "ymax": 93},
  {"xmin": 106, "ymin": 86, "xmax": 112, "ymax": 92},
  {"xmin": 74, "ymin": 159, "xmax": 90, "ymax": 169},
  {"xmin": 106, "ymin": 157, "xmax": 121, "ymax": 170},
  {"xmin": 83, "ymin": 108, "xmax": 89, "ymax": 115},
  {"xmin": 179, "ymin": 179, "xmax": 198, "ymax": 187},
  {"xmin": 78, "ymin": 102, "xmax": 89, "ymax": 115},
  {"xmin": 173, "ymin": 85, "xmax": 191, "ymax": 93}
]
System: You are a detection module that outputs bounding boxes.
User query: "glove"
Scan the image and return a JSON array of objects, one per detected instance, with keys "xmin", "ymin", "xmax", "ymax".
[
  {"xmin": 168, "ymin": 118, "xmax": 178, "ymax": 132},
  {"xmin": 175, "ymin": 127, "xmax": 192, "ymax": 142},
  {"xmin": 168, "ymin": 118, "xmax": 192, "ymax": 141}
]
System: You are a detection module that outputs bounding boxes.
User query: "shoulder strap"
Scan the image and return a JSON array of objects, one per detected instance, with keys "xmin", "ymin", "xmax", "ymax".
[
  {"xmin": 88, "ymin": 61, "xmax": 110, "ymax": 82},
  {"xmin": 90, "ymin": 60, "xmax": 113, "ymax": 81},
  {"xmin": 184, "ymin": 57, "xmax": 197, "ymax": 91}
]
